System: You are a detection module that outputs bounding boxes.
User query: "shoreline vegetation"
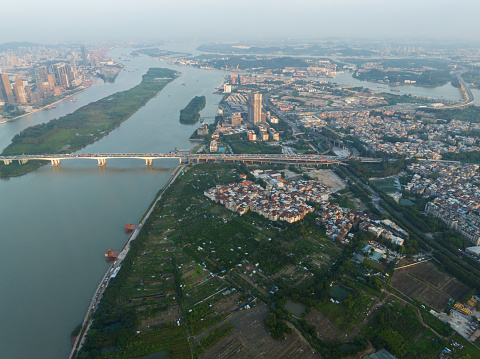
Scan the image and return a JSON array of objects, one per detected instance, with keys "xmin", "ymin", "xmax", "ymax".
[
  {"xmin": 0, "ymin": 67, "xmax": 177, "ymax": 178},
  {"xmin": 131, "ymin": 48, "xmax": 190, "ymax": 58},
  {"xmin": 179, "ymin": 95, "xmax": 206, "ymax": 125}
]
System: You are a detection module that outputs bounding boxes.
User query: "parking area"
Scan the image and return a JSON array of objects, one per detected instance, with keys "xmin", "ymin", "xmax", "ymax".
[{"xmin": 437, "ymin": 310, "xmax": 477, "ymax": 338}]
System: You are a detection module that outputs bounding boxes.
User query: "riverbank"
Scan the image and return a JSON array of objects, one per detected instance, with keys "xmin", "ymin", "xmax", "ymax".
[
  {"xmin": 69, "ymin": 164, "xmax": 186, "ymax": 359},
  {"xmin": 0, "ymin": 68, "xmax": 178, "ymax": 178},
  {"xmin": 0, "ymin": 87, "xmax": 88, "ymax": 125}
]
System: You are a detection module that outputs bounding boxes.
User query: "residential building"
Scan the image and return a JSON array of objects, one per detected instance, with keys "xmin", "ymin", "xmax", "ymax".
[
  {"xmin": 13, "ymin": 78, "xmax": 27, "ymax": 104},
  {"xmin": 0, "ymin": 73, "xmax": 15, "ymax": 104},
  {"xmin": 248, "ymin": 91, "xmax": 263, "ymax": 123}
]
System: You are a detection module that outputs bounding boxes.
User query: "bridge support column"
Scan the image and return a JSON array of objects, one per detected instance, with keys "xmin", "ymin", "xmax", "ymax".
[
  {"xmin": 3, "ymin": 159, "xmax": 12, "ymax": 165},
  {"xmin": 50, "ymin": 159, "xmax": 61, "ymax": 166},
  {"xmin": 97, "ymin": 158, "xmax": 107, "ymax": 167},
  {"xmin": 145, "ymin": 158, "xmax": 153, "ymax": 166},
  {"xmin": 18, "ymin": 159, "xmax": 29, "ymax": 165}
]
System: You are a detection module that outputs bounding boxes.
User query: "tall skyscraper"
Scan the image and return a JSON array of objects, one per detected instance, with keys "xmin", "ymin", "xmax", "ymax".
[
  {"xmin": 35, "ymin": 77, "xmax": 45, "ymax": 98},
  {"xmin": 248, "ymin": 92, "xmax": 263, "ymax": 124},
  {"xmin": 13, "ymin": 77, "xmax": 27, "ymax": 104},
  {"xmin": 70, "ymin": 57, "xmax": 77, "ymax": 73},
  {"xmin": 0, "ymin": 74, "xmax": 15, "ymax": 105},
  {"xmin": 37, "ymin": 66, "xmax": 48, "ymax": 81},
  {"xmin": 53, "ymin": 63, "xmax": 70, "ymax": 88},
  {"xmin": 81, "ymin": 45, "xmax": 88, "ymax": 65},
  {"xmin": 47, "ymin": 73, "xmax": 56, "ymax": 88}
]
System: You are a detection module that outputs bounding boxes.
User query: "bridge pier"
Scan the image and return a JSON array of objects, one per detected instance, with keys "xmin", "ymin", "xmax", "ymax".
[
  {"xmin": 97, "ymin": 158, "xmax": 107, "ymax": 167},
  {"xmin": 145, "ymin": 158, "xmax": 153, "ymax": 166},
  {"xmin": 18, "ymin": 159, "xmax": 29, "ymax": 165},
  {"xmin": 3, "ymin": 159, "xmax": 12, "ymax": 165},
  {"xmin": 50, "ymin": 159, "xmax": 61, "ymax": 166}
]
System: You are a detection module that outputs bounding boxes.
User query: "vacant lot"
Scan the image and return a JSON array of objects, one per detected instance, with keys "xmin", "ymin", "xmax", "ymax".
[
  {"xmin": 306, "ymin": 169, "xmax": 345, "ymax": 193},
  {"xmin": 405, "ymin": 262, "xmax": 471, "ymax": 300},
  {"xmin": 404, "ymin": 261, "xmax": 450, "ymax": 287},
  {"xmin": 304, "ymin": 309, "xmax": 347, "ymax": 341},
  {"xmin": 201, "ymin": 304, "xmax": 320, "ymax": 359},
  {"xmin": 391, "ymin": 261, "xmax": 471, "ymax": 310}
]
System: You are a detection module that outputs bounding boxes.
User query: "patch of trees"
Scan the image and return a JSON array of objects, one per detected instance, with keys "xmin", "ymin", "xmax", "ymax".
[
  {"xmin": 441, "ymin": 151, "xmax": 480, "ymax": 164},
  {"xmin": 363, "ymin": 305, "xmax": 445, "ymax": 358},
  {"xmin": 403, "ymin": 208, "xmax": 447, "ymax": 233},
  {"xmin": 264, "ymin": 313, "xmax": 292, "ymax": 340},
  {"xmin": 179, "ymin": 96, "xmax": 206, "ymax": 125},
  {"xmin": 423, "ymin": 106, "xmax": 480, "ymax": 123}
]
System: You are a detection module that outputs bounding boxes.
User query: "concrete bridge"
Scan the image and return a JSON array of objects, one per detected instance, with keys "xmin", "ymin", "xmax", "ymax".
[
  {"xmin": 433, "ymin": 72, "xmax": 474, "ymax": 110},
  {"xmin": 0, "ymin": 152, "xmax": 352, "ymax": 167}
]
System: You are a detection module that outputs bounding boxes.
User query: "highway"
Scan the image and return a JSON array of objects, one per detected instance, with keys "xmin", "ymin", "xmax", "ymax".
[
  {"xmin": 0, "ymin": 151, "xmax": 385, "ymax": 168},
  {"xmin": 0, "ymin": 152, "xmax": 351, "ymax": 166},
  {"xmin": 434, "ymin": 72, "xmax": 474, "ymax": 109}
]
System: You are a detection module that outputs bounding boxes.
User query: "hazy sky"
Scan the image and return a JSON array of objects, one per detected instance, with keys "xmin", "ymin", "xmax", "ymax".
[{"xmin": 2, "ymin": 0, "xmax": 480, "ymax": 43}]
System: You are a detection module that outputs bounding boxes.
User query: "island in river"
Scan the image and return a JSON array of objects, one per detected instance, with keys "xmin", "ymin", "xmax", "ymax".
[
  {"xmin": 179, "ymin": 95, "xmax": 206, "ymax": 125},
  {"xmin": 0, "ymin": 67, "xmax": 177, "ymax": 178}
]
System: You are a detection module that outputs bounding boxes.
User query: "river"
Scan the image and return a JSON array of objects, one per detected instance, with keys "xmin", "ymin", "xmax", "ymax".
[
  {"xmin": 0, "ymin": 42, "xmax": 471, "ymax": 359},
  {"xmin": 0, "ymin": 45, "xmax": 225, "ymax": 359}
]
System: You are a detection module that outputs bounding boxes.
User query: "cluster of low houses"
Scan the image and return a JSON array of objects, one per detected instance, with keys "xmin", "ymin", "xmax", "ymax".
[{"xmin": 204, "ymin": 178, "xmax": 329, "ymax": 223}]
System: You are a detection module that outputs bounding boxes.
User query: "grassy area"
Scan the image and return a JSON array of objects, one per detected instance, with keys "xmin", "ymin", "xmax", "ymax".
[
  {"xmin": 0, "ymin": 68, "xmax": 177, "ymax": 178},
  {"xmin": 378, "ymin": 92, "xmax": 434, "ymax": 106},
  {"xmin": 115, "ymin": 325, "xmax": 190, "ymax": 359},
  {"xmin": 450, "ymin": 333, "xmax": 480, "ymax": 358},
  {"xmin": 222, "ymin": 133, "xmax": 282, "ymax": 154},
  {"xmin": 419, "ymin": 308, "xmax": 454, "ymax": 337},
  {"xmin": 316, "ymin": 291, "xmax": 373, "ymax": 332},
  {"xmin": 199, "ymin": 322, "xmax": 234, "ymax": 350}
]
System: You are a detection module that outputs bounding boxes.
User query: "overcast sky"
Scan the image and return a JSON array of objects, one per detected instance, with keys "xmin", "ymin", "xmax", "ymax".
[{"xmin": 1, "ymin": 0, "xmax": 479, "ymax": 43}]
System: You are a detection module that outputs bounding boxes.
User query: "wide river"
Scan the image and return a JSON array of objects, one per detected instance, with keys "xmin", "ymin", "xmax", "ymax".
[{"xmin": 0, "ymin": 42, "xmax": 470, "ymax": 359}]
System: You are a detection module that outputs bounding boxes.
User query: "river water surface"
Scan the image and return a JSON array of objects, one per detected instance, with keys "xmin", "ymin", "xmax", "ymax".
[
  {"xmin": 0, "ymin": 43, "xmax": 470, "ymax": 359},
  {"xmin": 0, "ymin": 46, "xmax": 225, "ymax": 359}
]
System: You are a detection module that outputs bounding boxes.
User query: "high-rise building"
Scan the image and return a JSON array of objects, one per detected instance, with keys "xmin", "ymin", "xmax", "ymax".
[
  {"xmin": 247, "ymin": 91, "xmax": 263, "ymax": 124},
  {"xmin": 47, "ymin": 74, "xmax": 56, "ymax": 88},
  {"xmin": 53, "ymin": 63, "xmax": 70, "ymax": 88},
  {"xmin": 35, "ymin": 77, "xmax": 45, "ymax": 98},
  {"xmin": 90, "ymin": 56, "xmax": 100, "ymax": 68},
  {"xmin": 70, "ymin": 57, "xmax": 77, "ymax": 73},
  {"xmin": 13, "ymin": 77, "xmax": 27, "ymax": 104},
  {"xmin": 25, "ymin": 86, "xmax": 32, "ymax": 103},
  {"xmin": 231, "ymin": 113, "xmax": 242, "ymax": 126},
  {"xmin": 231, "ymin": 73, "xmax": 236, "ymax": 85},
  {"xmin": 81, "ymin": 45, "xmax": 88, "ymax": 65},
  {"xmin": 37, "ymin": 66, "xmax": 48, "ymax": 81},
  {"xmin": 0, "ymin": 74, "xmax": 15, "ymax": 105}
]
